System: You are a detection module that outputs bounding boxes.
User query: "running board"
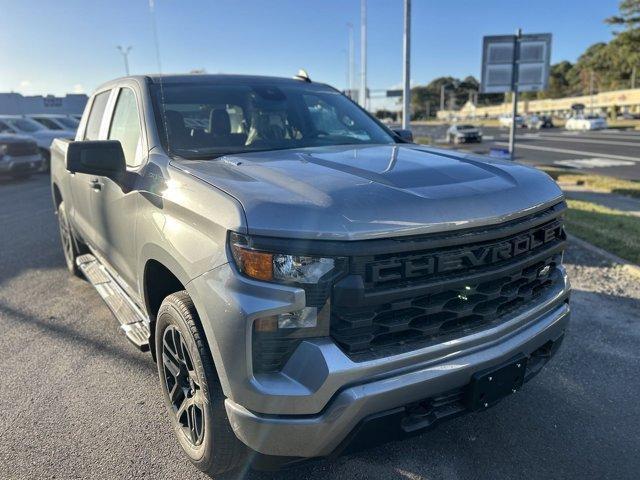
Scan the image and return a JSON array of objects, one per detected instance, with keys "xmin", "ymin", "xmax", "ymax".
[{"xmin": 76, "ymin": 254, "xmax": 151, "ymax": 352}]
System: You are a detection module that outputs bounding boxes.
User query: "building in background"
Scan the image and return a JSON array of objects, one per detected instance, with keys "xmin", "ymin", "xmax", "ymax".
[
  {"xmin": 437, "ymin": 88, "xmax": 640, "ymax": 120},
  {"xmin": 0, "ymin": 92, "xmax": 88, "ymax": 116}
]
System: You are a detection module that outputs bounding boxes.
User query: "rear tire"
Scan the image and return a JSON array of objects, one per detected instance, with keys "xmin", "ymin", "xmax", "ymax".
[
  {"xmin": 57, "ymin": 201, "xmax": 86, "ymax": 277},
  {"xmin": 39, "ymin": 149, "xmax": 50, "ymax": 173},
  {"xmin": 156, "ymin": 291, "xmax": 247, "ymax": 477}
]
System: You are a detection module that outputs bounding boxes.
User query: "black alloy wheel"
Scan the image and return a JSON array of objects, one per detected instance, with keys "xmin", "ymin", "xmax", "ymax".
[{"xmin": 162, "ymin": 324, "xmax": 205, "ymax": 446}]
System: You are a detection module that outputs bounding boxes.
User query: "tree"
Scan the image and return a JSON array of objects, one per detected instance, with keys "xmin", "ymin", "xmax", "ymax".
[{"xmin": 606, "ymin": 0, "xmax": 640, "ymax": 29}]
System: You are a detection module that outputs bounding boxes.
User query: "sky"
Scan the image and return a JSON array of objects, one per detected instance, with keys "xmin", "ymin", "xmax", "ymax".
[{"xmin": 0, "ymin": 0, "xmax": 621, "ymax": 105}]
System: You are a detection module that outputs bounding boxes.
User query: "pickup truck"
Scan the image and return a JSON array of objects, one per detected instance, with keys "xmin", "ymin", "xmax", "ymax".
[{"xmin": 50, "ymin": 74, "xmax": 570, "ymax": 476}]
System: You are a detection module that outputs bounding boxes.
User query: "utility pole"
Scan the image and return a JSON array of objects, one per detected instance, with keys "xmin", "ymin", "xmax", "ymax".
[
  {"xmin": 440, "ymin": 84, "xmax": 446, "ymax": 111},
  {"xmin": 589, "ymin": 70, "xmax": 595, "ymax": 115},
  {"xmin": 401, "ymin": 0, "xmax": 411, "ymax": 129},
  {"xmin": 360, "ymin": 0, "xmax": 367, "ymax": 109},
  {"xmin": 508, "ymin": 28, "xmax": 522, "ymax": 160},
  {"xmin": 347, "ymin": 23, "xmax": 355, "ymax": 98},
  {"xmin": 632, "ymin": 66, "xmax": 637, "ymax": 90},
  {"xmin": 116, "ymin": 45, "xmax": 132, "ymax": 76}
]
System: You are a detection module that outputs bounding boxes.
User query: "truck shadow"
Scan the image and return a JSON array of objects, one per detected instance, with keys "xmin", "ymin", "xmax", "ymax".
[{"xmin": 0, "ymin": 301, "xmax": 154, "ymax": 372}]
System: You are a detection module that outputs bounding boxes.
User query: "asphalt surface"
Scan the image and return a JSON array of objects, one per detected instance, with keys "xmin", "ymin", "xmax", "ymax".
[
  {"xmin": 1, "ymin": 175, "xmax": 640, "ymax": 480},
  {"xmin": 410, "ymin": 124, "xmax": 640, "ymax": 180}
]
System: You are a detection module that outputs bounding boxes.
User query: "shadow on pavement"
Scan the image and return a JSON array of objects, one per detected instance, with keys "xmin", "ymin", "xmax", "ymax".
[{"xmin": 0, "ymin": 301, "xmax": 155, "ymax": 372}]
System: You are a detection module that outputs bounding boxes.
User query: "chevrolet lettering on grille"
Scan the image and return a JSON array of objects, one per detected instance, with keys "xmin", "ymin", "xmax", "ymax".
[{"xmin": 368, "ymin": 222, "xmax": 564, "ymax": 283}]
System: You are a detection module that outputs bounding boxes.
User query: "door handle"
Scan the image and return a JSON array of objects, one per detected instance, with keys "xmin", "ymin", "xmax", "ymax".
[{"xmin": 90, "ymin": 178, "xmax": 102, "ymax": 191}]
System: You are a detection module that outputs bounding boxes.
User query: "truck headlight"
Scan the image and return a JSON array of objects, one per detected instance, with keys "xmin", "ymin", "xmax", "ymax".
[
  {"xmin": 229, "ymin": 232, "xmax": 342, "ymax": 285},
  {"xmin": 229, "ymin": 233, "xmax": 347, "ymax": 372}
]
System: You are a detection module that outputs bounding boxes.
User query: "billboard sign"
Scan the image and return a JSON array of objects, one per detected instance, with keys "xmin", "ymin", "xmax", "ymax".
[{"xmin": 481, "ymin": 33, "xmax": 551, "ymax": 93}]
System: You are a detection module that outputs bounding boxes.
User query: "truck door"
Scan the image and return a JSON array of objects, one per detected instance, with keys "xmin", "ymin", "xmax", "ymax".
[
  {"xmin": 90, "ymin": 86, "xmax": 145, "ymax": 294},
  {"xmin": 68, "ymin": 90, "xmax": 111, "ymax": 246}
]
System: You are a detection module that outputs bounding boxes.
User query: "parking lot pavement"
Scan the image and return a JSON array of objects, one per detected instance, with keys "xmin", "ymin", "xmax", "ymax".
[
  {"xmin": 410, "ymin": 124, "xmax": 640, "ymax": 181},
  {"xmin": 1, "ymin": 175, "xmax": 639, "ymax": 480}
]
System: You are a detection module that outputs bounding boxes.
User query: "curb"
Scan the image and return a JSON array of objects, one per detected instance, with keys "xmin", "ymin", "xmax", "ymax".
[{"xmin": 568, "ymin": 234, "xmax": 640, "ymax": 279}]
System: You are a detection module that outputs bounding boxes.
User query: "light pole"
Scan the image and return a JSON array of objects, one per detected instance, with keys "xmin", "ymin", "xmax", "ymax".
[
  {"xmin": 347, "ymin": 23, "xmax": 355, "ymax": 99},
  {"xmin": 401, "ymin": 0, "xmax": 411, "ymax": 129},
  {"xmin": 116, "ymin": 45, "xmax": 132, "ymax": 76},
  {"xmin": 360, "ymin": 0, "xmax": 367, "ymax": 109},
  {"xmin": 508, "ymin": 29, "xmax": 522, "ymax": 160},
  {"xmin": 589, "ymin": 70, "xmax": 595, "ymax": 116}
]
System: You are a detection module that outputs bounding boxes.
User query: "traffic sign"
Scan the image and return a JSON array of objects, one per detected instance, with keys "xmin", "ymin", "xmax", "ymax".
[{"xmin": 480, "ymin": 33, "xmax": 551, "ymax": 93}]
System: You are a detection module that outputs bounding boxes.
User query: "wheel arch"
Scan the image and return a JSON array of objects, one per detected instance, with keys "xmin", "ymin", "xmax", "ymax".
[{"xmin": 52, "ymin": 182, "xmax": 63, "ymax": 210}]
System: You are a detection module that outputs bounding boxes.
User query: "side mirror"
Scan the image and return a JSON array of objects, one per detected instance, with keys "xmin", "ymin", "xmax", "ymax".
[
  {"xmin": 393, "ymin": 129, "xmax": 413, "ymax": 142},
  {"xmin": 66, "ymin": 140, "xmax": 126, "ymax": 182}
]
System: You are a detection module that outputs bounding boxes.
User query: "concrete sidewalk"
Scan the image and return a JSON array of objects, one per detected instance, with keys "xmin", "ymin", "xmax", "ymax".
[{"xmin": 561, "ymin": 186, "xmax": 640, "ymax": 217}]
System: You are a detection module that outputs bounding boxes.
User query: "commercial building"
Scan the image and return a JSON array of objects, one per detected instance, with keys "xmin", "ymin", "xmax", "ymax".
[
  {"xmin": 0, "ymin": 92, "xmax": 88, "ymax": 115},
  {"xmin": 437, "ymin": 88, "xmax": 640, "ymax": 120}
]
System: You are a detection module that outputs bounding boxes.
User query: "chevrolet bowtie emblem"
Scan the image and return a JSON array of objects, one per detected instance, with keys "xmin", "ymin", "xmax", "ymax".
[{"xmin": 538, "ymin": 265, "xmax": 551, "ymax": 277}]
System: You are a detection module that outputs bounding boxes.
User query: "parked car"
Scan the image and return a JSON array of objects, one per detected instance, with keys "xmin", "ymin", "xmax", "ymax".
[
  {"xmin": 446, "ymin": 124, "xmax": 482, "ymax": 144},
  {"xmin": 565, "ymin": 115, "xmax": 608, "ymax": 131},
  {"xmin": 0, "ymin": 134, "xmax": 43, "ymax": 179},
  {"xmin": 0, "ymin": 115, "xmax": 75, "ymax": 172},
  {"xmin": 524, "ymin": 115, "xmax": 555, "ymax": 130},
  {"xmin": 51, "ymin": 74, "xmax": 570, "ymax": 476},
  {"xmin": 498, "ymin": 114, "xmax": 524, "ymax": 128},
  {"xmin": 27, "ymin": 113, "xmax": 80, "ymax": 133}
]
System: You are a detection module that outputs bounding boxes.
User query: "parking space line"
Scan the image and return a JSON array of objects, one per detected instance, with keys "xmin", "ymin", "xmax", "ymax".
[
  {"xmin": 493, "ymin": 142, "xmax": 640, "ymax": 162},
  {"xmin": 530, "ymin": 135, "xmax": 640, "ymax": 147}
]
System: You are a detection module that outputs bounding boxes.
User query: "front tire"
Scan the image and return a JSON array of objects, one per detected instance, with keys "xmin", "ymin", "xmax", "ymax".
[{"xmin": 156, "ymin": 291, "xmax": 247, "ymax": 477}]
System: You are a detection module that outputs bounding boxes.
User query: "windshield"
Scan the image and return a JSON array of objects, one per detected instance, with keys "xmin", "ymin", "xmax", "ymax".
[
  {"xmin": 5, "ymin": 118, "xmax": 44, "ymax": 133},
  {"xmin": 33, "ymin": 117, "xmax": 63, "ymax": 130},
  {"xmin": 58, "ymin": 117, "xmax": 79, "ymax": 129},
  {"xmin": 458, "ymin": 125, "xmax": 475, "ymax": 130},
  {"xmin": 151, "ymin": 81, "xmax": 396, "ymax": 159}
]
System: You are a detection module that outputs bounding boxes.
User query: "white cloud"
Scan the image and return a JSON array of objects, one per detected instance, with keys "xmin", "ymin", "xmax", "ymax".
[{"xmin": 72, "ymin": 84, "xmax": 85, "ymax": 94}]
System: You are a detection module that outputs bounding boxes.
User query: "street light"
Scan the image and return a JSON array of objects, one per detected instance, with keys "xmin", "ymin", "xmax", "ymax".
[
  {"xmin": 401, "ymin": 0, "xmax": 411, "ymax": 129},
  {"xmin": 117, "ymin": 45, "xmax": 132, "ymax": 76},
  {"xmin": 360, "ymin": 0, "xmax": 367, "ymax": 109}
]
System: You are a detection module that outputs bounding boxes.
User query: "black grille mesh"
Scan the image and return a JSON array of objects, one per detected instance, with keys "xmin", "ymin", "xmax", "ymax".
[
  {"xmin": 6, "ymin": 142, "xmax": 38, "ymax": 157},
  {"xmin": 331, "ymin": 254, "xmax": 561, "ymax": 358}
]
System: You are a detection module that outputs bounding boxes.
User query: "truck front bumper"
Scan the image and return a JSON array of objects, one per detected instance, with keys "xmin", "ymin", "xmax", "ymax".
[
  {"xmin": 0, "ymin": 154, "xmax": 43, "ymax": 175},
  {"xmin": 225, "ymin": 300, "xmax": 568, "ymax": 459},
  {"xmin": 187, "ymin": 263, "xmax": 570, "ymax": 459}
]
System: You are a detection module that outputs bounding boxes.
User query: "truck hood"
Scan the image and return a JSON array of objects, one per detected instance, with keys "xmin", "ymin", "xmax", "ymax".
[
  {"xmin": 172, "ymin": 144, "xmax": 563, "ymax": 240},
  {"xmin": 29, "ymin": 130, "xmax": 75, "ymax": 150}
]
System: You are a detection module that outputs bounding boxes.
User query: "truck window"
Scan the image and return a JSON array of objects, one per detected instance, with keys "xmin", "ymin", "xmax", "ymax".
[
  {"xmin": 34, "ymin": 117, "xmax": 63, "ymax": 130},
  {"xmin": 85, "ymin": 91, "xmax": 111, "ymax": 140},
  {"xmin": 108, "ymin": 88, "xmax": 143, "ymax": 167},
  {"xmin": 0, "ymin": 120, "xmax": 13, "ymax": 133}
]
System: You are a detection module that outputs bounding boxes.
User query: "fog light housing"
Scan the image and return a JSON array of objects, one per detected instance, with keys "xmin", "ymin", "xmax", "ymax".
[
  {"xmin": 252, "ymin": 302, "xmax": 331, "ymax": 373},
  {"xmin": 277, "ymin": 307, "xmax": 318, "ymax": 329}
]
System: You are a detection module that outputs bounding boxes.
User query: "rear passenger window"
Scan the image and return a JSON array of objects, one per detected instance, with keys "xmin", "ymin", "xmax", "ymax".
[
  {"xmin": 109, "ymin": 88, "xmax": 143, "ymax": 167},
  {"xmin": 84, "ymin": 91, "xmax": 110, "ymax": 140}
]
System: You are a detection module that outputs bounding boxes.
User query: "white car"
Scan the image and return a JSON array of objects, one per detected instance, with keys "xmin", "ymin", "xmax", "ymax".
[
  {"xmin": 565, "ymin": 115, "xmax": 607, "ymax": 131},
  {"xmin": 446, "ymin": 124, "xmax": 483, "ymax": 144},
  {"xmin": 27, "ymin": 114, "xmax": 79, "ymax": 133},
  {"xmin": 498, "ymin": 114, "xmax": 524, "ymax": 128},
  {"xmin": 0, "ymin": 115, "xmax": 75, "ymax": 172}
]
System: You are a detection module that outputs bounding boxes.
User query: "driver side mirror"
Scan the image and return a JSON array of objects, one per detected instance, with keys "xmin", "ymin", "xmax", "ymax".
[
  {"xmin": 66, "ymin": 140, "xmax": 126, "ymax": 183},
  {"xmin": 393, "ymin": 129, "xmax": 413, "ymax": 142}
]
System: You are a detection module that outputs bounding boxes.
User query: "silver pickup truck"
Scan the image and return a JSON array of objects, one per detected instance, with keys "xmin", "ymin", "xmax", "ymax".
[{"xmin": 50, "ymin": 74, "xmax": 570, "ymax": 476}]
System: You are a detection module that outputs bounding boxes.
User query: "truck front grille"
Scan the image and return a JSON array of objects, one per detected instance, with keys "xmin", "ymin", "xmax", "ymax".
[
  {"xmin": 6, "ymin": 142, "xmax": 38, "ymax": 157},
  {"xmin": 330, "ymin": 205, "xmax": 566, "ymax": 361}
]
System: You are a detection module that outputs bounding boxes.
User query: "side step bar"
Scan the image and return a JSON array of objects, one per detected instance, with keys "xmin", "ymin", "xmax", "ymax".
[{"xmin": 76, "ymin": 254, "xmax": 151, "ymax": 352}]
